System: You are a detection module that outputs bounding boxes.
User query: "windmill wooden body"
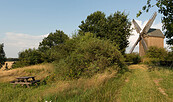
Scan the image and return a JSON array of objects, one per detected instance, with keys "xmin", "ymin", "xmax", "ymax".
[{"xmin": 130, "ymin": 12, "xmax": 165, "ymax": 56}]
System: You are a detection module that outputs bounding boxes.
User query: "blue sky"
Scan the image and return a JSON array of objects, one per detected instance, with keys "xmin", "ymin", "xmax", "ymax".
[{"xmin": 0, "ymin": 0, "xmax": 163, "ymax": 57}]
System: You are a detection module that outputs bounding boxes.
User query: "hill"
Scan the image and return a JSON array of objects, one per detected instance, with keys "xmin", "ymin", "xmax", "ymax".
[{"xmin": 0, "ymin": 64, "xmax": 172, "ymax": 102}]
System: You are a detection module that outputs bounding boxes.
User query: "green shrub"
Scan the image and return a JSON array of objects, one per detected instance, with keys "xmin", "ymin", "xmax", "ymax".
[
  {"xmin": 125, "ymin": 53, "xmax": 141, "ymax": 64},
  {"xmin": 145, "ymin": 46, "xmax": 167, "ymax": 61},
  {"xmin": 143, "ymin": 58, "xmax": 161, "ymax": 66},
  {"xmin": 41, "ymin": 38, "xmax": 77, "ymax": 63},
  {"xmin": 12, "ymin": 48, "xmax": 43, "ymax": 68},
  {"xmin": 144, "ymin": 46, "xmax": 169, "ymax": 66},
  {"xmin": 54, "ymin": 33, "xmax": 127, "ymax": 79},
  {"xmin": 165, "ymin": 51, "xmax": 173, "ymax": 61}
]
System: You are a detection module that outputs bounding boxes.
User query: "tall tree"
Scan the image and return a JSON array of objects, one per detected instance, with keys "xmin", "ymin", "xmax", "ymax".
[
  {"xmin": 78, "ymin": 11, "xmax": 131, "ymax": 54},
  {"xmin": 106, "ymin": 11, "xmax": 131, "ymax": 53},
  {"xmin": 39, "ymin": 30, "xmax": 69, "ymax": 52},
  {"xmin": 78, "ymin": 11, "xmax": 107, "ymax": 38},
  {"xmin": 0, "ymin": 43, "xmax": 6, "ymax": 68},
  {"xmin": 137, "ymin": 0, "xmax": 173, "ymax": 45}
]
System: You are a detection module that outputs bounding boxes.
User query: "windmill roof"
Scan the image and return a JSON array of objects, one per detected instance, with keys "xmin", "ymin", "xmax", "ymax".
[{"xmin": 147, "ymin": 28, "xmax": 165, "ymax": 38}]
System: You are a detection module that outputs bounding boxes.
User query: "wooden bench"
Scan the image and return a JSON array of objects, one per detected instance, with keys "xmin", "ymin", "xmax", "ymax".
[{"xmin": 10, "ymin": 76, "xmax": 40, "ymax": 88}]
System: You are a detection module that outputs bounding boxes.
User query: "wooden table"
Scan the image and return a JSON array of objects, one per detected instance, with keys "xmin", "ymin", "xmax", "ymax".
[{"xmin": 11, "ymin": 76, "xmax": 40, "ymax": 88}]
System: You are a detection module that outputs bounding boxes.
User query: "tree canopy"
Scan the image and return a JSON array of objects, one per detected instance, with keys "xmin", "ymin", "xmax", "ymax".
[
  {"xmin": 78, "ymin": 11, "xmax": 131, "ymax": 54},
  {"xmin": 39, "ymin": 30, "xmax": 69, "ymax": 52},
  {"xmin": 137, "ymin": 0, "xmax": 173, "ymax": 45},
  {"xmin": 0, "ymin": 44, "xmax": 6, "ymax": 67}
]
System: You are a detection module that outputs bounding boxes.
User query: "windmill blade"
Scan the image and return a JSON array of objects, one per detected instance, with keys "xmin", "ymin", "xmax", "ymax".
[
  {"xmin": 141, "ymin": 36, "xmax": 148, "ymax": 53},
  {"xmin": 129, "ymin": 36, "xmax": 141, "ymax": 53},
  {"xmin": 142, "ymin": 12, "xmax": 157, "ymax": 34},
  {"xmin": 132, "ymin": 19, "xmax": 141, "ymax": 34}
]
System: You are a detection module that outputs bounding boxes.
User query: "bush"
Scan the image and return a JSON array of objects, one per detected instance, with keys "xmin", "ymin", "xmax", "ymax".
[
  {"xmin": 143, "ymin": 46, "xmax": 170, "ymax": 66},
  {"xmin": 54, "ymin": 33, "xmax": 127, "ymax": 79},
  {"xmin": 145, "ymin": 46, "xmax": 167, "ymax": 61},
  {"xmin": 125, "ymin": 53, "xmax": 141, "ymax": 64},
  {"xmin": 41, "ymin": 38, "xmax": 77, "ymax": 63},
  {"xmin": 143, "ymin": 58, "xmax": 161, "ymax": 66},
  {"xmin": 12, "ymin": 48, "xmax": 43, "ymax": 68}
]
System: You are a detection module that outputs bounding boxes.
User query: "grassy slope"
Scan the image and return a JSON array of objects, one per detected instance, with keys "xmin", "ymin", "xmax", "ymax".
[{"xmin": 0, "ymin": 64, "xmax": 173, "ymax": 102}]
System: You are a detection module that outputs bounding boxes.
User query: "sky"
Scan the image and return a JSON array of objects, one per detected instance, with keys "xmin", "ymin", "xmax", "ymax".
[{"xmin": 0, "ymin": 0, "xmax": 166, "ymax": 58}]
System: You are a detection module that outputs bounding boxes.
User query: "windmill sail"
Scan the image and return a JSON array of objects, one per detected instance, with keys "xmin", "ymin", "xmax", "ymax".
[
  {"xmin": 141, "ymin": 36, "xmax": 148, "ymax": 52},
  {"xmin": 142, "ymin": 12, "xmax": 157, "ymax": 34},
  {"xmin": 129, "ymin": 36, "xmax": 141, "ymax": 53},
  {"xmin": 132, "ymin": 19, "xmax": 141, "ymax": 34}
]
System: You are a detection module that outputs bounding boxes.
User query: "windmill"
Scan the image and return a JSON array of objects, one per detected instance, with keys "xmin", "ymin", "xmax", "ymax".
[{"xmin": 129, "ymin": 12, "xmax": 163, "ymax": 56}]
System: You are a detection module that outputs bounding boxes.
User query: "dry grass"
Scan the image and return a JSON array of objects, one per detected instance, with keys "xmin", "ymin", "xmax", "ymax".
[
  {"xmin": 0, "ymin": 63, "xmax": 54, "ymax": 82},
  {"xmin": 39, "ymin": 69, "xmax": 117, "ymax": 98},
  {"xmin": 128, "ymin": 64, "xmax": 148, "ymax": 70},
  {"xmin": 0, "ymin": 62, "xmax": 117, "ymax": 100}
]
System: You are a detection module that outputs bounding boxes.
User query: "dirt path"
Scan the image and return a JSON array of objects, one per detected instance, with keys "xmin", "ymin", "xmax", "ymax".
[{"xmin": 119, "ymin": 65, "xmax": 170, "ymax": 102}]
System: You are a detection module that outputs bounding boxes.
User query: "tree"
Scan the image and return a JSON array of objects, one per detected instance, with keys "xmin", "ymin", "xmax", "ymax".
[
  {"xmin": 39, "ymin": 30, "xmax": 69, "ymax": 52},
  {"xmin": 78, "ymin": 11, "xmax": 107, "ymax": 38},
  {"xmin": 0, "ymin": 43, "xmax": 6, "ymax": 68},
  {"xmin": 12, "ymin": 48, "xmax": 43, "ymax": 68},
  {"xmin": 137, "ymin": 0, "xmax": 173, "ymax": 45},
  {"xmin": 106, "ymin": 12, "xmax": 131, "ymax": 53},
  {"xmin": 78, "ymin": 11, "xmax": 131, "ymax": 54},
  {"xmin": 19, "ymin": 48, "xmax": 43, "ymax": 65}
]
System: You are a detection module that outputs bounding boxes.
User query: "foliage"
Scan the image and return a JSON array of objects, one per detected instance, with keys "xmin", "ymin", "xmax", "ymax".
[
  {"xmin": 39, "ymin": 30, "xmax": 69, "ymax": 52},
  {"xmin": 145, "ymin": 46, "xmax": 167, "ymax": 61},
  {"xmin": 0, "ymin": 43, "xmax": 6, "ymax": 68},
  {"xmin": 54, "ymin": 33, "xmax": 127, "ymax": 79},
  {"xmin": 13, "ymin": 30, "xmax": 70, "ymax": 68},
  {"xmin": 12, "ymin": 11, "xmax": 132, "ymax": 69},
  {"xmin": 125, "ymin": 53, "xmax": 141, "ymax": 64},
  {"xmin": 166, "ymin": 51, "xmax": 173, "ymax": 61},
  {"xmin": 137, "ymin": 0, "xmax": 173, "ymax": 45},
  {"xmin": 41, "ymin": 38, "xmax": 77, "ymax": 63},
  {"xmin": 143, "ymin": 46, "xmax": 172, "ymax": 66},
  {"xmin": 143, "ymin": 58, "xmax": 161, "ymax": 66},
  {"xmin": 78, "ymin": 11, "xmax": 132, "ymax": 54},
  {"xmin": 12, "ymin": 48, "xmax": 43, "ymax": 68}
]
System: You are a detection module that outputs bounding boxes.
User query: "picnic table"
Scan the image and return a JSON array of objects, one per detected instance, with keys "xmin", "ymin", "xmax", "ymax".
[{"xmin": 10, "ymin": 76, "xmax": 40, "ymax": 88}]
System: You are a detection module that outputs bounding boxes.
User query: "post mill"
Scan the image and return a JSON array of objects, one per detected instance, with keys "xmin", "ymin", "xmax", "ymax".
[{"xmin": 130, "ymin": 12, "xmax": 165, "ymax": 56}]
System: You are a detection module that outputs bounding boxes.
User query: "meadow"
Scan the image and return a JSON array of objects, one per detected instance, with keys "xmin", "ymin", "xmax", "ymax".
[{"xmin": 0, "ymin": 64, "xmax": 172, "ymax": 102}]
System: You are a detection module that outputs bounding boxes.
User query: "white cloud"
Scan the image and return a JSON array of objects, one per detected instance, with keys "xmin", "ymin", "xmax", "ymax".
[
  {"xmin": 2, "ymin": 32, "xmax": 48, "ymax": 58},
  {"xmin": 126, "ymin": 20, "xmax": 163, "ymax": 53}
]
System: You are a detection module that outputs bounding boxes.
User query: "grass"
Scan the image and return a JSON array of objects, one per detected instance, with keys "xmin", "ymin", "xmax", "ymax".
[
  {"xmin": 0, "ymin": 63, "xmax": 127, "ymax": 102},
  {"xmin": 0, "ymin": 63, "xmax": 54, "ymax": 83},
  {"xmin": 42, "ymin": 72, "xmax": 130, "ymax": 102},
  {"xmin": 119, "ymin": 65, "xmax": 168, "ymax": 102},
  {"xmin": 148, "ymin": 66, "xmax": 173, "ymax": 101},
  {"xmin": 0, "ymin": 64, "xmax": 173, "ymax": 102}
]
